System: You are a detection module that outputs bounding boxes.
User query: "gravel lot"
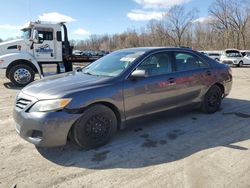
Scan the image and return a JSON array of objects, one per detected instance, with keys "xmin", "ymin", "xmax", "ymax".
[{"xmin": 0, "ymin": 68, "xmax": 250, "ymax": 188}]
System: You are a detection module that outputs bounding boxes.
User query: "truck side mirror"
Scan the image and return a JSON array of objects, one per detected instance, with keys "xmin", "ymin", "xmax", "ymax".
[{"xmin": 32, "ymin": 29, "xmax": 39, "ymax": 43}]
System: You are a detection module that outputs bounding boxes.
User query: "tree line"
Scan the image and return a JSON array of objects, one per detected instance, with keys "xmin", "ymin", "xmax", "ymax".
[{"xmin": 72, "ymin": 0, "xmax": 250, "ymax": 51}]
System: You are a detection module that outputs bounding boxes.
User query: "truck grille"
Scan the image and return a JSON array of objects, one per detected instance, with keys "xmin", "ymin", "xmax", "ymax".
[{"xmin": 16, "ymin": 98, "xmax": 32, "ymax": 110}]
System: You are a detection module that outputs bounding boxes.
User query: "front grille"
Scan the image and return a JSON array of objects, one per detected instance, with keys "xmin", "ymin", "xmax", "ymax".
[{"xmin": 16, "ymin": 98, "xmax": 32, "ymax": 110}]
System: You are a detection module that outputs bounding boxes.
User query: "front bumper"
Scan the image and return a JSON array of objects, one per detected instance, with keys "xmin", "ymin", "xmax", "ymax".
[
  {"xmin": 221, "ymin": 60, "xmax": 238, "ymax": 65},
  {"xmin": 13, "ymin": 92, "xmax": 81, "ymax": 147}
]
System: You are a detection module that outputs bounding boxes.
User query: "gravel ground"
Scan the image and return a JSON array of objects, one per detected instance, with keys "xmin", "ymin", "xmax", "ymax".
[{"xmin": 0, "ymin": 68, "xmax": 250, "ymax": 188}]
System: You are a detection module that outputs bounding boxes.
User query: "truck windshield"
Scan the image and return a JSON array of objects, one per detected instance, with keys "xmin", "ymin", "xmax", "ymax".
[
  {"xmin": 82, "ymin": 50, "xmax": 145, "ymax": 77},
  {"xmin": 22, "ymin": 29, "xmax": 31, "ymax": 40}
]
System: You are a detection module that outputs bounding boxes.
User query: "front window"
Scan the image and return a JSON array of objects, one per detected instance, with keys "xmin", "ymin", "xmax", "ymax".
[
  {"xmin": 82, "ymin": 50, "xmax": 145, "ymax": 77},
  {"xmin": 22, "ymin": 29, "xmax": 31, "ymax": 40},
  {"xmin": 37, "ymin": 29, "xmax": 53, "ymax": 43}
]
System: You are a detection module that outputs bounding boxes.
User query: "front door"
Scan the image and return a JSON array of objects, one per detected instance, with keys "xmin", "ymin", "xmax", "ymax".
[
  {"xmin": 243, "ymin": 52, "xmax": 250, "ymax": 64},
  {"xmin": 123, "ymin": 51, "xmax": 177, "ymax": 120},
  {"xmin": 33, "ymin": 28, "xmax": 55, "ymax": 61}
]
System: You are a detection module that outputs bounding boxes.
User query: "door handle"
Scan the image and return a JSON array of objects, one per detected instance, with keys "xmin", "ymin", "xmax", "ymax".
[
  {"xmin": 168, "ymin": 78, "xmax": 176, "ymax": 85},
  {"xmin": 168, "ymin": 78, "xmax": 175, "ymax": 83}
]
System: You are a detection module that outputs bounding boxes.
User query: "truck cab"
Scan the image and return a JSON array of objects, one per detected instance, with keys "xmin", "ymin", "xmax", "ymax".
[
  {"xmin": 0, "ymin": 21, "xmax": 78, "ymax": 87},
  {"xmin": 28, "ymin": 22, "xmax": 63, "ymax": 62}
]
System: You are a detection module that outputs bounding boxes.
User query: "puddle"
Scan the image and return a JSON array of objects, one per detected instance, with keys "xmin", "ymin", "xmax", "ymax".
[
  {"xmin": 159, "ymin": 140, "xmax": 167, "ymax": 145},
  {"xmin": 91, "ymin": 151, "xmax": 110, "ymax": 162},
  {"xmin": 134, "ymin": 127, "xmax": 143, "ymax": 132},
  {"xmin": 168, "ymin": 129, "xmax": 186, "ymax": 140},
  {"xmin": 141, "ymin": 139, "xmax": 158, "ymax": 148},
  {"xmin": 223, "ymin": 112, "xmax": 250, "ymax": 118},
  {"xmin": 140, "ymin": 134, "xmax": 149, "ymax": 138}
]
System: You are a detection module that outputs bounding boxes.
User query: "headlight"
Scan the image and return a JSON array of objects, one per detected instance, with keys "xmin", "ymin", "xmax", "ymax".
[
  {"xmin": 29, "ymin": 98, "xmax": 71, "ymax": 112},
  {"xmin": 233, "ymin": 60, "xmax": 237, "ymax": 63}
]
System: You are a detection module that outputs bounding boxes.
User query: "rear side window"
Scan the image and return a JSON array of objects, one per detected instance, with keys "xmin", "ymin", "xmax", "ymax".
[
  {"xmin": 175, "ymin": 52, "xmax": 209, "ymax": 71},
  {"xmin": 56, "ymin": 31, "xmax": 62, "ymax": 41}
]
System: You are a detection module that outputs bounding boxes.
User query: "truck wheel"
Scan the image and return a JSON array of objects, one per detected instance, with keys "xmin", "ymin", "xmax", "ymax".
[
  {"xmin": 201, "ymin": 85, "xmax": 222, "ymax": 114},
  {"xmin": 9, "ymin": 64, "xmax": 35, "ymax": 87},
  {"xmin": 73, "ymin": 105, "xmax": 117, "ymax": 149}
]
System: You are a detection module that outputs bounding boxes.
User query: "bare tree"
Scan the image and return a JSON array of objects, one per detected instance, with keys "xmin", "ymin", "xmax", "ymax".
[
  {"xmin": 73, "ymin": 0, "xmax": 250, "ymax": 51},
  {"xmin": 227, "ymin": 0, "xmax": 250, "ymax": 49},
  {"xmin": 162, "ymin": 5, "xmax": 197, "ymax": 46},
  {"xmin": 209, "ymin": 0, "xmax": 231, "ymax": 48}
]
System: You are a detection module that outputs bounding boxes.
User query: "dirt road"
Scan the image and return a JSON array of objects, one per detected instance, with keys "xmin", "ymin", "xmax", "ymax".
[{"xmin": 0, "ymin": 68, "xmax": 250, "ymax": 188}]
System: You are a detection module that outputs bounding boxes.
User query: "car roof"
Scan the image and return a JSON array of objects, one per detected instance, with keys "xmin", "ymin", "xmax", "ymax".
[
  {"xmin": 116, "ymin": 47, "xmax": 194, "ymax": 53},
  {"xmin": 224, "ymin": 49, "xmax": 240, "ymax": 52}
]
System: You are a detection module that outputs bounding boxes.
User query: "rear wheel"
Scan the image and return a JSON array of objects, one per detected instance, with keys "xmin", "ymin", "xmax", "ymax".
[
  {"xmin": 9, "ymin": 64, "xmax": 35, "ymax": 87},
  {"xmin": 73, "ymin": 105, "xmax": 117, "ymax": 149},
  {"xmin": 201, "ymin": 85, "xmax": 223, "ymax": 114}
]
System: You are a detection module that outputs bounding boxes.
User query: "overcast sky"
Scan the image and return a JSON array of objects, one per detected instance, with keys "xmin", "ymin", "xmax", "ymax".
[{"xmin": 0, "ymin": 0, "xmax": 214, "ymax": 40}]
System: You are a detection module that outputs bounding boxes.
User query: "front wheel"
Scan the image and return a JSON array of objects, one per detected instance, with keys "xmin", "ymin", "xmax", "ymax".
[
  {"xmin": 9, "ymin": 64, "xmax": 35, "ymax": 87},
  {"xmin": 238, "ymin": 61, "xmax": 243, "ymax": 67},
  {"xmin": 201, "ymin": 85, "xmax": 223, "ymax": 114},
  {"xmin": 73, "ymin": 105, "xmax": 117, "ymax": 149}
]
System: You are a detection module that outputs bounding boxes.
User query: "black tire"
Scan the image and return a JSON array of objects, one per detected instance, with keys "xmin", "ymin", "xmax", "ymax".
[
  {"xmin": 201, "ymin": 85, "xmax": 223, "ymax": 114},
  {"xmin": 238, "ymin": 61, "xmax": 243, "ymax": 67},
  {"xmin": 73, "ymin": 105, "xmax": 117, "ymax": 149},
  {"xmin": 9, "ymin": 64, "xmax": 35, "ymax": 87}
]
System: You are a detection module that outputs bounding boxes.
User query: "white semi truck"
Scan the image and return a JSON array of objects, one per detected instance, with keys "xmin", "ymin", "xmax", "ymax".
[{"xmin": 0, "ymin": 21, "xmax": 100, "ymax": 86}]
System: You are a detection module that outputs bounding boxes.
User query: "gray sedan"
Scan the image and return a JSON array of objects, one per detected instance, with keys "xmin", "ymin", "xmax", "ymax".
[{"xmin": 13, "ymin": 47, "xmax": 232, "ymax": 149}]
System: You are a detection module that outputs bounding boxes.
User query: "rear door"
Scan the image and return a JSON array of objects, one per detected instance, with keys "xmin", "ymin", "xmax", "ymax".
[
  {"xmin": 173, "ymin": 51, "xmax": 212, "ymax": 107},
  {"xmin": 123, "ymin": 51, "xmax": 177, "ymax": 120}
]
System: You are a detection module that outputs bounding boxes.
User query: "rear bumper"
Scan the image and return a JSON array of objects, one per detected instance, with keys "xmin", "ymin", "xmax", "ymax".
[{"xmin": 13, "ymin": 108, "xmax": 81, "ymax": 147}]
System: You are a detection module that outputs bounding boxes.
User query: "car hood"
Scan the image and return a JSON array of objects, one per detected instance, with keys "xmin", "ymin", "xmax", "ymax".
[
  {"xmin": 22, "ymin": 71, "xmax": 111, "ymax": 100},
  {"xmin": 0, "ymin": 39, "xmax": 28, "ymax": 56}
]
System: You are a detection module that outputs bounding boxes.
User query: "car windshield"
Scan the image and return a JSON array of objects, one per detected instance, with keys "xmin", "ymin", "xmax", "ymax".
[
  {"xmin": 22, "ymin": 29, "xmax": 31, "ymax": 40},
  {"xmin": 82, "ymin": 50, "xmax": 145, "ymax": 77},
  {"xmin": 225, "ymin": 51, "xmax": 241, "ymax": 57}
]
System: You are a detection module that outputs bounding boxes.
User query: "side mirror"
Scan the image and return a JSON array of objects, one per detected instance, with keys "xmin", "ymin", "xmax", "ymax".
[
  {"xmin": 32, "ymin": 29, "xmax": 39, "ymax": 43},
  {"xmin": 129, "ymin": 69, "xmax": 147, "ymax": 80}
]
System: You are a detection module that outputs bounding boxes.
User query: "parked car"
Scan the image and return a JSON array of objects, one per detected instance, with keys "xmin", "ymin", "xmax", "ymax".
[
  {"xmin": 13, "ymin": 47, "xmax": 232, "ymax": 149},
  {"xmin": 72, "ymin": 50, "xmax": 82, "ymax": 56},
  {"xmin": 220, "ymin": 49, "xmax": 245, "ymax": 67},
  {"xmin": 207, "ymin": 52, "xmax": 221, "ymax": 61}
]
